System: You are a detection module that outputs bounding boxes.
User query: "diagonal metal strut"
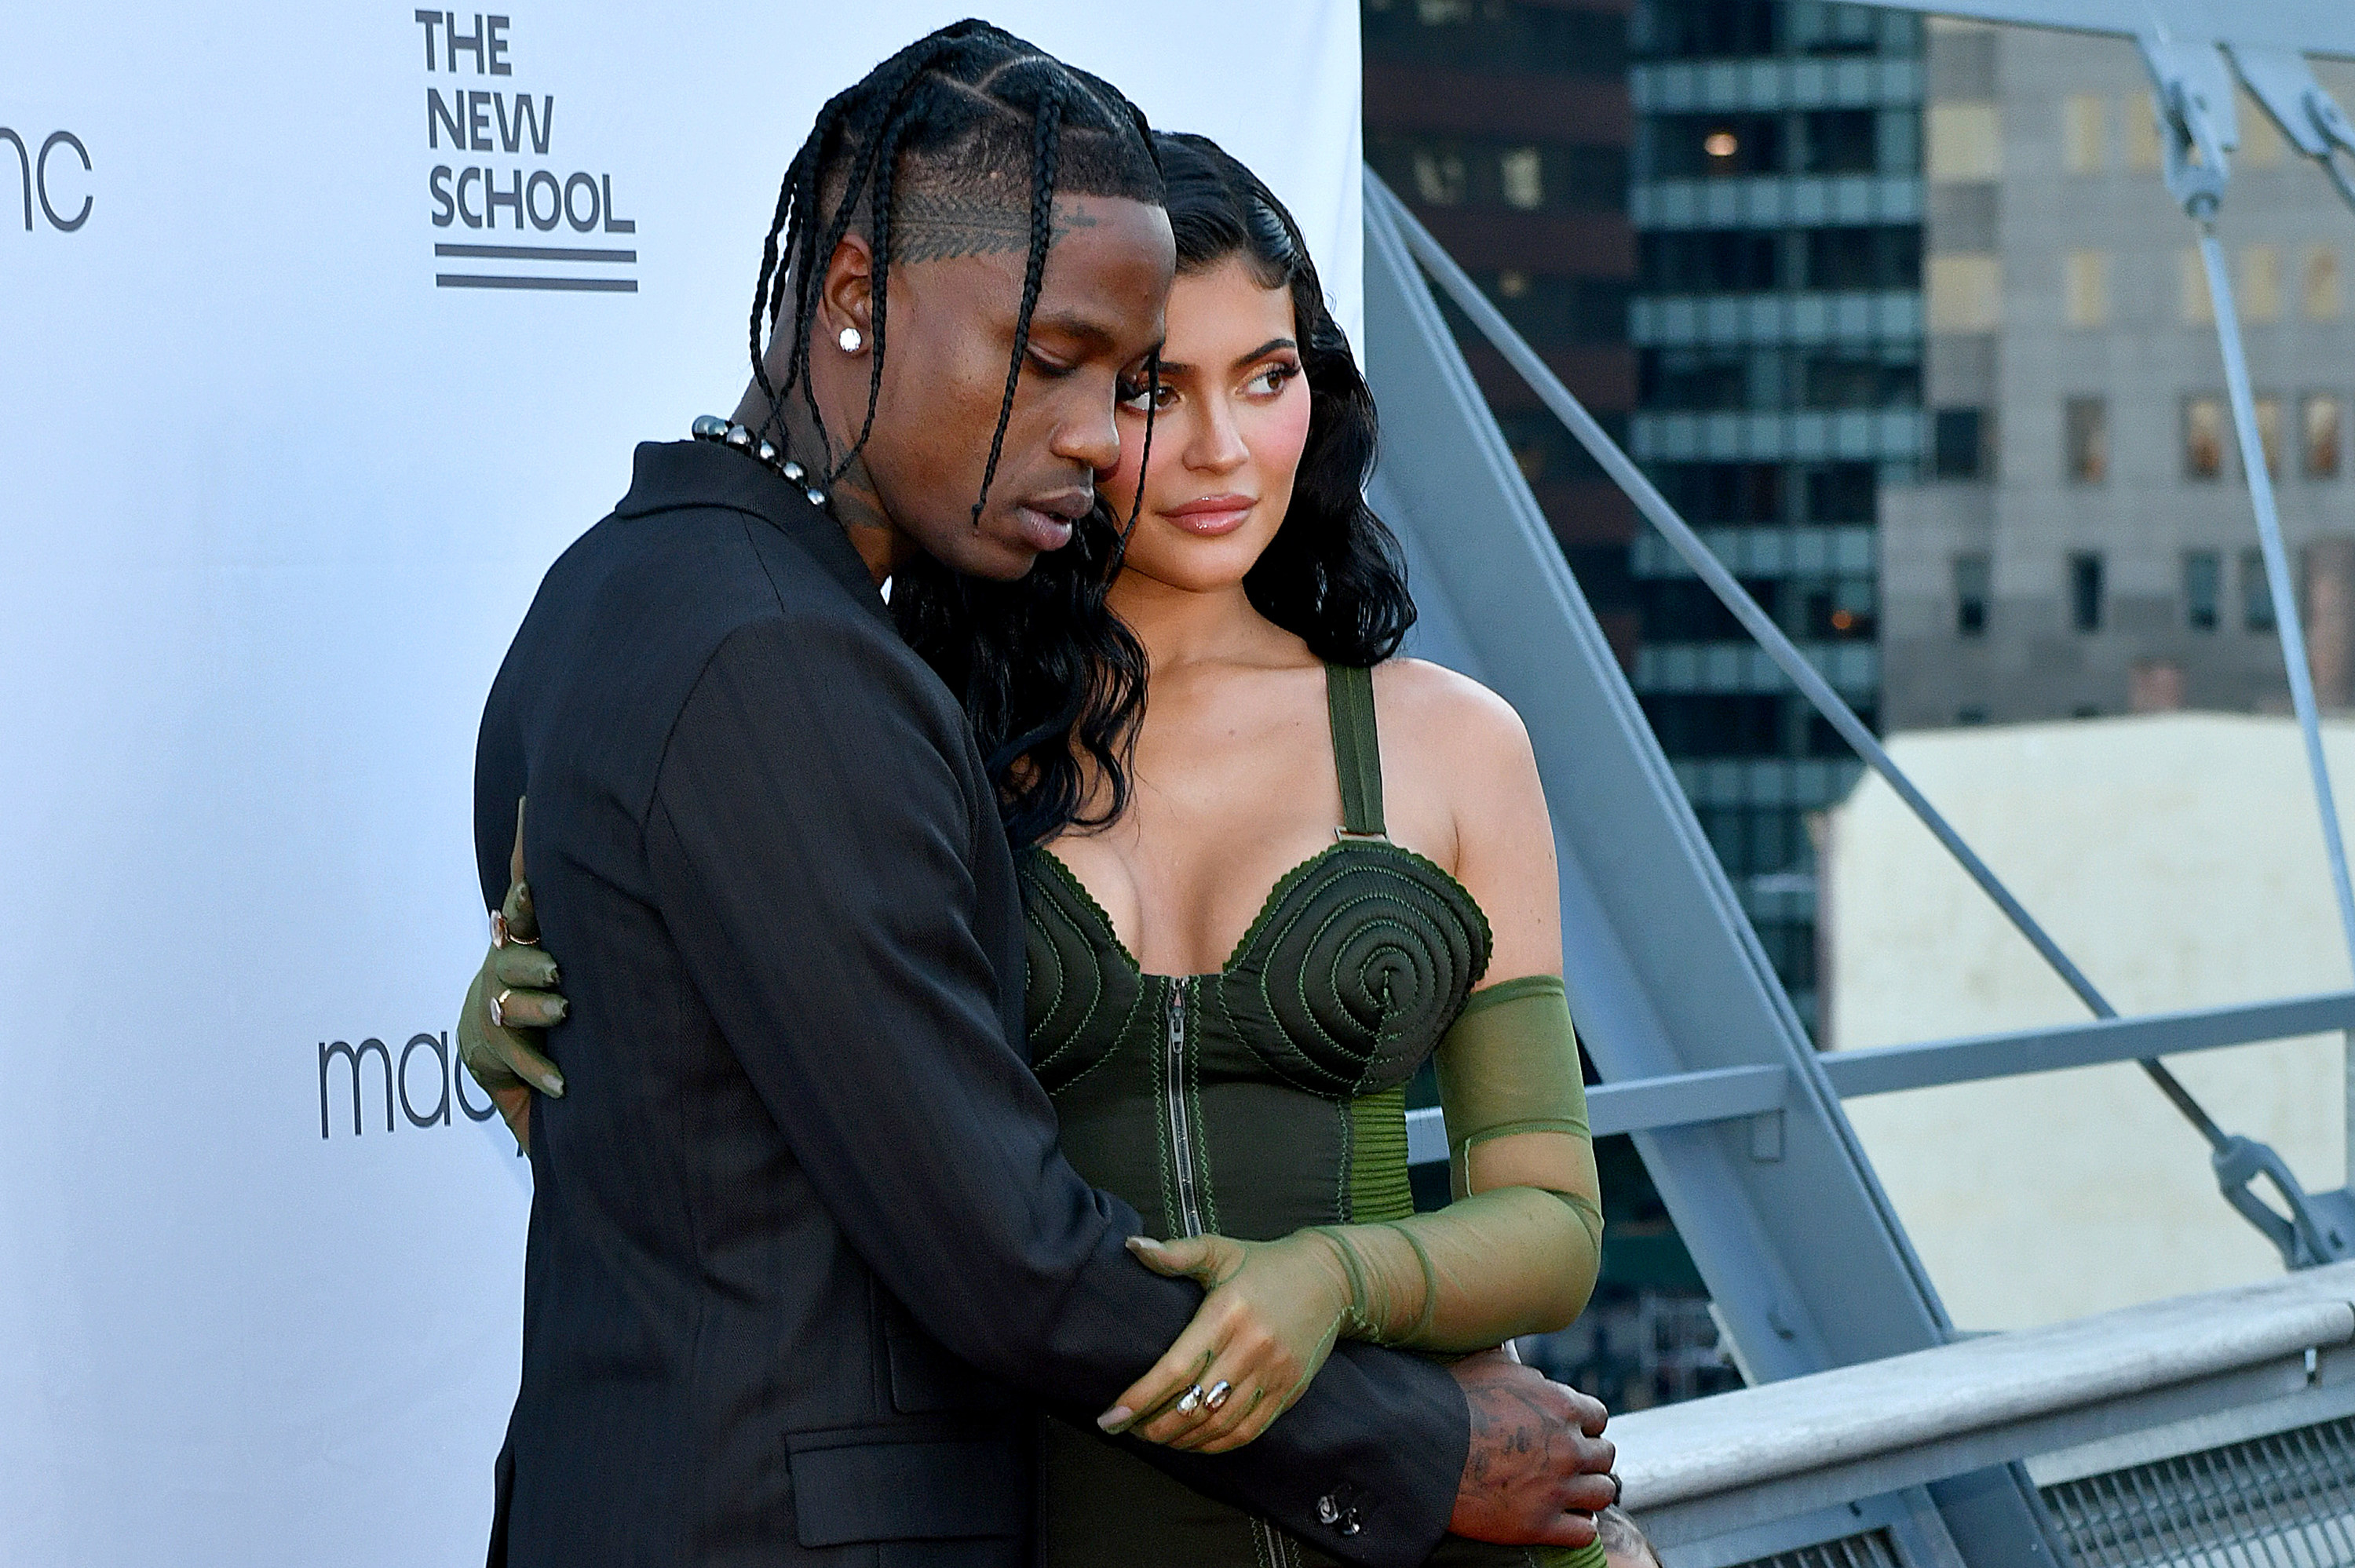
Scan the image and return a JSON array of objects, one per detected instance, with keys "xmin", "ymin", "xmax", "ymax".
[{"xmin": 1361, "ymin": 171, "xmax": 2346, "ymax": 1268}]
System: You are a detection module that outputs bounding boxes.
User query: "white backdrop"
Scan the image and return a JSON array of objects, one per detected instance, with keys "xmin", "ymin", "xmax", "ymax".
[{"xmin": 0, "ymin": 8, "xmax": 1360, "ymax": 1563}]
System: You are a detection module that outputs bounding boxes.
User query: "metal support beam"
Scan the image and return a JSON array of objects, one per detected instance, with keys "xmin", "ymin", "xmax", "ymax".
[
  {"xmin": 1367, "ymin": 166, "xmax": 2339, "ymax": 1274},
  {"xmin": 1824, "ymin": 992, "xmax": 2355, "ymax": 1097},
  {"xmin": 1360, "ymin": 169, "xmax": 2057, "ymax": 1568}
]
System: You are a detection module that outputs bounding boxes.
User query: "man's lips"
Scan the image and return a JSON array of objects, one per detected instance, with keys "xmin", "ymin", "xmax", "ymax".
[
  {"xmin": 1010, "ymin": 489, "xmax": 1090, "ymax": 552},
  {"xmin": 1160, "ymin": 494, "xmax": 1257, "ymax": 537}
]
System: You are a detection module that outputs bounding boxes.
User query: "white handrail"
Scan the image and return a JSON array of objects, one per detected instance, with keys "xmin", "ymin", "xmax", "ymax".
[{"xmin": 1615, "ymin": 1260, "xmax": 2355, "ymax": 1515}]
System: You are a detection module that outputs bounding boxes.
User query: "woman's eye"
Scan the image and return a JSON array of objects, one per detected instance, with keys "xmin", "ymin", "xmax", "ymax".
[{"xmin": 1247, "ymin": 363, "xmax": 1301, "ymax": 397}]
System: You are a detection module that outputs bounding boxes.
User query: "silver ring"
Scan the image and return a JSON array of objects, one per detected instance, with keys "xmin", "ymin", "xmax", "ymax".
[
  {"xmin": 491, "ymin": 988, "xmax": 512, "ymax": 1028},
  {"xmin": 1203, "ymin": 1380, "xmax": 1232, "ymax": 1413},
  {"xmin": 1175, "ymin": 1384, "xmax": 1206, "ymax": 1416}
]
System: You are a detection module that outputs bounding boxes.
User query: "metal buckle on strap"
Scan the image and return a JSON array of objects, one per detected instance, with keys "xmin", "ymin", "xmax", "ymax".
[{"xmin": 1333, "ymin": 827, "xmax": 1392, "ymax": 843}]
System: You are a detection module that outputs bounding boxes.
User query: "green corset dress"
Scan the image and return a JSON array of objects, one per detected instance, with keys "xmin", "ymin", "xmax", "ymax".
[{"xmin": 1021, "ymin": 663, "xmax": 1584, "ymax": 1568}]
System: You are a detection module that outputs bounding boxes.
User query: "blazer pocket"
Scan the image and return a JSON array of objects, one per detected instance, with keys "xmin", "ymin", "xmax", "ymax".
[{"xmin": 784, "ymin": 1424, "xmax": 1031, "ymax": 1548}]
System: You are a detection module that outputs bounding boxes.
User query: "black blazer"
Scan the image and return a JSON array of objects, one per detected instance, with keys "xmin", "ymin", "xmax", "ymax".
[{"xmin": 473, "ymin": 441, "xmax": 1468, "ymax": 1566}]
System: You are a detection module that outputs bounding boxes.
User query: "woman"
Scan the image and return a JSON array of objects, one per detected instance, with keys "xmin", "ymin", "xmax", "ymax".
[{"xmin": 469, "ymin": 133, "xmax": 1605, "ymax": 1568}]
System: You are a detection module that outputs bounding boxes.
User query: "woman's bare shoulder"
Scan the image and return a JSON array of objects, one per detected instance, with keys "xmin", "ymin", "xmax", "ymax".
[{"xmin": 1373, "ymin": 658, "xmax": 1532, "ymax": 764}]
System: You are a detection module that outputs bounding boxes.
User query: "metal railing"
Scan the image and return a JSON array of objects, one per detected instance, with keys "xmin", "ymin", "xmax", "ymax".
[{"xmin": 1614, "ymin": 1264, "xmax": 2355, "ymax": 1568}]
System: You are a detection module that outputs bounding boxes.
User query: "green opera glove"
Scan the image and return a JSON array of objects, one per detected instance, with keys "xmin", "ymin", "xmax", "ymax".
[
  {"xmin": 1315, "ymin": 973, "xmax": 1605, "ymax": 1350},
  {"xmin": 1102, "ymin": 976, "xmax": 1606, "ymax": 1453},
  {"xmin": 1101, "ymin": 1230, "xmax": 1358, "ymax": 1454},
  {"xmin": 457, "ymin": 802, "xmax": 568, "ymax": 1146}
]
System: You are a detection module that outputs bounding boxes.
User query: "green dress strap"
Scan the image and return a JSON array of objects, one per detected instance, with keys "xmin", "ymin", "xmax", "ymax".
[{"xmin": 1324, "ymin": 662, "xmax": 1386, "ymax": 839}]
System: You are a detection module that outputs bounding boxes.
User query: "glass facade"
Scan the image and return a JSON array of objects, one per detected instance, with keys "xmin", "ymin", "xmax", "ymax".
[
  {"xmin": 1627, "ymin": 0, "xmax": 1919, "ymax": 1036},
  {"xmin": 1364, "ymin": 0, "xmax": 1919, "ymax": 1406}
]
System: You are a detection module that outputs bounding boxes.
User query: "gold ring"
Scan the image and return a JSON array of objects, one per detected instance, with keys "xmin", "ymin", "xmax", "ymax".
[
  {"xmin": 491, "ymin": 988, "xmax": 513, "ymax": 1028},
  {"xmin": 1203, "ymin": 1380, "xmax": 1232, "ymax": 1413}
]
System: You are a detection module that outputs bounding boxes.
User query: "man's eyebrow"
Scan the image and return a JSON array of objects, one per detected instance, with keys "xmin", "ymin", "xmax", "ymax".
[{"xmin": 1027, "ymin": 310, "xmax": 1121, "ymax": 350}]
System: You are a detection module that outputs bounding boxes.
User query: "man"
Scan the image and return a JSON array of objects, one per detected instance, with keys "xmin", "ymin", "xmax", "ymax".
[{"xmin": 465, "ymin": 24, "xmax": 1614, "ymax": 1566}]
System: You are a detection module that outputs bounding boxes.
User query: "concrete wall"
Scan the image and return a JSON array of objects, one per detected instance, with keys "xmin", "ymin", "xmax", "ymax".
[{"xmin": 1823, "ymin": 713, "xmax": 2354, "ymax": 1329}]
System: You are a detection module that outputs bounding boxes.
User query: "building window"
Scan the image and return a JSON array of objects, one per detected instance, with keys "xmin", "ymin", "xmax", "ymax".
[
  {"xmin": 1412, "ymin": 148, "xmax": 1467, "ymax": 205},
  {"xmin": 1640, "ymin": 230, "xmax": 1782, "ymax": 292},
  {"xmin": 1933, "ymin": 407, "xmax": 1987, "ymax": 480},
  {"xmin": 1801, "ymin": 109, "xmax": 1880, "ymax": 174},
  {"xmin": 2065, "ymin": 250, "xmax": 2110, "ymax": 328},
  {"xmin": 2306, "ymin": 394, "xmax": 2345, "ymax": 479},
  {"xmin": 2244, "ymin": 547, "xmax": 2276, "ymax": 631},
  {"xmin": 2125, "ymin": 95, "xmax": 2162, "ymax": 171},
  {"xmin": 2184, "ymin": 550, "xmax": 2221, "ymax": 631},
  {"xmin": 1499, "ymin": 147, "xmax": 1544, "ymax": 210},
  {"xmin": 2184, "ymin": 394, "xmax": 2227, "ymax": 480},
  {"xmin": 1656, "ymin": 113, "xmax": 1783, "ymax": 178},
  {"xmin": 1926, "ymin": 101, "xmax": 2001, "ymax": 182},
  {"xmin": 2241, "ymin": 245, "xmax": 2284, "ymax": 324},
  {"xmin": 2065, "ymin": 396, "xmax": 2109, "ymax": 484},
  {"xmin": 1803, "ymin": 463, "xmax": 1876, "ymax": 523},
  {"xmin": 2180, "ymin": 248, "xmax": 2215, "ymax": 326},
  {"xmin": 2256, "ymin": 395, "xmax": 2284, "ymax": 478},
  {"xmin": 1928, "ymin": 253, "xmax": 2001, "ymax": 333},
  {"xmin": 2069, "ymin": 552, "xmax": 2105, "ymax": 632},
  {"xmin": 1955, "ymin": 553, "xmax": 1990, "ymax": 636},
  {"xmin": 2063, "ymin": 94, "xmax": 2109, "ymax": 173},
  {"xmin": 1803, "ymin": 226, "xmax": 1920, "ymax": 290},
  {"xmin": 2305, "ymin": 246, "xmax": 2342, "ymax": 322}
]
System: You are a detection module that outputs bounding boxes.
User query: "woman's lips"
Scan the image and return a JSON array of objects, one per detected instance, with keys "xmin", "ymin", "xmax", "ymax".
[{"xmin": 1161, "ymin": 494, "xmax": 1256, "ymax": 537}]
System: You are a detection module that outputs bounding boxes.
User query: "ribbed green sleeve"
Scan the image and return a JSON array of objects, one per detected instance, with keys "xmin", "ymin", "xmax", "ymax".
[{"xmin": 1303, "ymin": 975, "xmax": 1603, "ymax": 1353}]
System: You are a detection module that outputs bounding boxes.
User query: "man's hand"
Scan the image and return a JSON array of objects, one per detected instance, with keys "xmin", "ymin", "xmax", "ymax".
[{"xmin": 1447, "ymin": 1347, "xmax": 1616, "ymax": 1548}]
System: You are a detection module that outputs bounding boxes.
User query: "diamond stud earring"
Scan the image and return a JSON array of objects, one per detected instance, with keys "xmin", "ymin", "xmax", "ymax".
[{"xmin": 838, "ymin": 326, "xmax": 863, "ymax": 354}]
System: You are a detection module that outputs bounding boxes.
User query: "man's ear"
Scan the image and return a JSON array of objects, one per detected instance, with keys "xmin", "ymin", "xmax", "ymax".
[{"xmin": 819, "ymin": 231, "xmax": 876, "ymax": 344}]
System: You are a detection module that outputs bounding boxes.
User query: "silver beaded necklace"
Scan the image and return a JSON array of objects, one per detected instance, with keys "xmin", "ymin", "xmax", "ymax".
[{"xmin": 690, "ymin": 414, "xmax": 829, "ymax": 509}]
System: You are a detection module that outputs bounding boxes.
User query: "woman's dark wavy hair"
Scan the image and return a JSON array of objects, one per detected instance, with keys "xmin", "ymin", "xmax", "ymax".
[
  {"xmin": 1157, "ymin": 133, "xmax": 1415, "ymax": 668},
  {"xmin": 899, "ymin": 130, "xmax": 1415, "ymax": 848}
]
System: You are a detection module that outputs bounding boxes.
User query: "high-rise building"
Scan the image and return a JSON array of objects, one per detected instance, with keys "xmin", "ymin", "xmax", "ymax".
[
  {"xmin": 1364, "ymin": 0, "xmax": 1748, "ymax": 1412},
  {"xmin": 1362, "ymin": 0, "xmax": 1641, "ymax": 636},
  {"xmin": 1882, "ymin": 23, "xmax": 2355, "ymax": 727},
  {"xmin": 1626, "ymin": 0, "xmax": 1925, "ymax": 1034}
]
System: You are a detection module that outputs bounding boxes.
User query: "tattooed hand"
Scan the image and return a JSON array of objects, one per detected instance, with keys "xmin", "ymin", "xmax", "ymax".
[{"xmin": 1446, "ymin": 1348, "xmax": 1617, "ymax": 1548}]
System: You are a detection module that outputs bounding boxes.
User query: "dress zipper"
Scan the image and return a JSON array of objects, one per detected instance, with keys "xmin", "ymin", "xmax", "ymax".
[{"xmin": 1163, "ymin": 977, "xmax": 1205, "ymax": 1237}]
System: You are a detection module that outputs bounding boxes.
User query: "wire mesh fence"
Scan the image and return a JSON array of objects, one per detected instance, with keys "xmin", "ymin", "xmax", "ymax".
[
  {"xmin": 1734, "ymin": 1528, "xmax": 1904, "ymax": 1568},
  {"xmin": 2041, "ymin": 1417, "xmax": 2355, "ymax": 1568}
]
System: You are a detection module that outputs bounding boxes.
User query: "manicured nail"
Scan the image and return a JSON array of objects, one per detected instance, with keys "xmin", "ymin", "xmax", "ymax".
[
  {"xmin": 1097, "ymin": 1406, "xmax": 1134, "ymax": 1432},
  {"xmin": 539, "ymin": 1075, "xmax": 565, "ymax": 1097},
  {"xmin": 1126, "ymin": 1236, "xmax": 1163, "ymax": 1257}
]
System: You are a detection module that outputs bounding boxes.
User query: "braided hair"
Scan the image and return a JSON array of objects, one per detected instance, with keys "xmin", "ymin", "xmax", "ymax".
[
  {"xmin": 744, "ymin": 24, "xmax": 1167, "ymax": 851},
  {"xmin": 747, "ymin": 20, "xmax": 1163, "ymax": 501}
]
